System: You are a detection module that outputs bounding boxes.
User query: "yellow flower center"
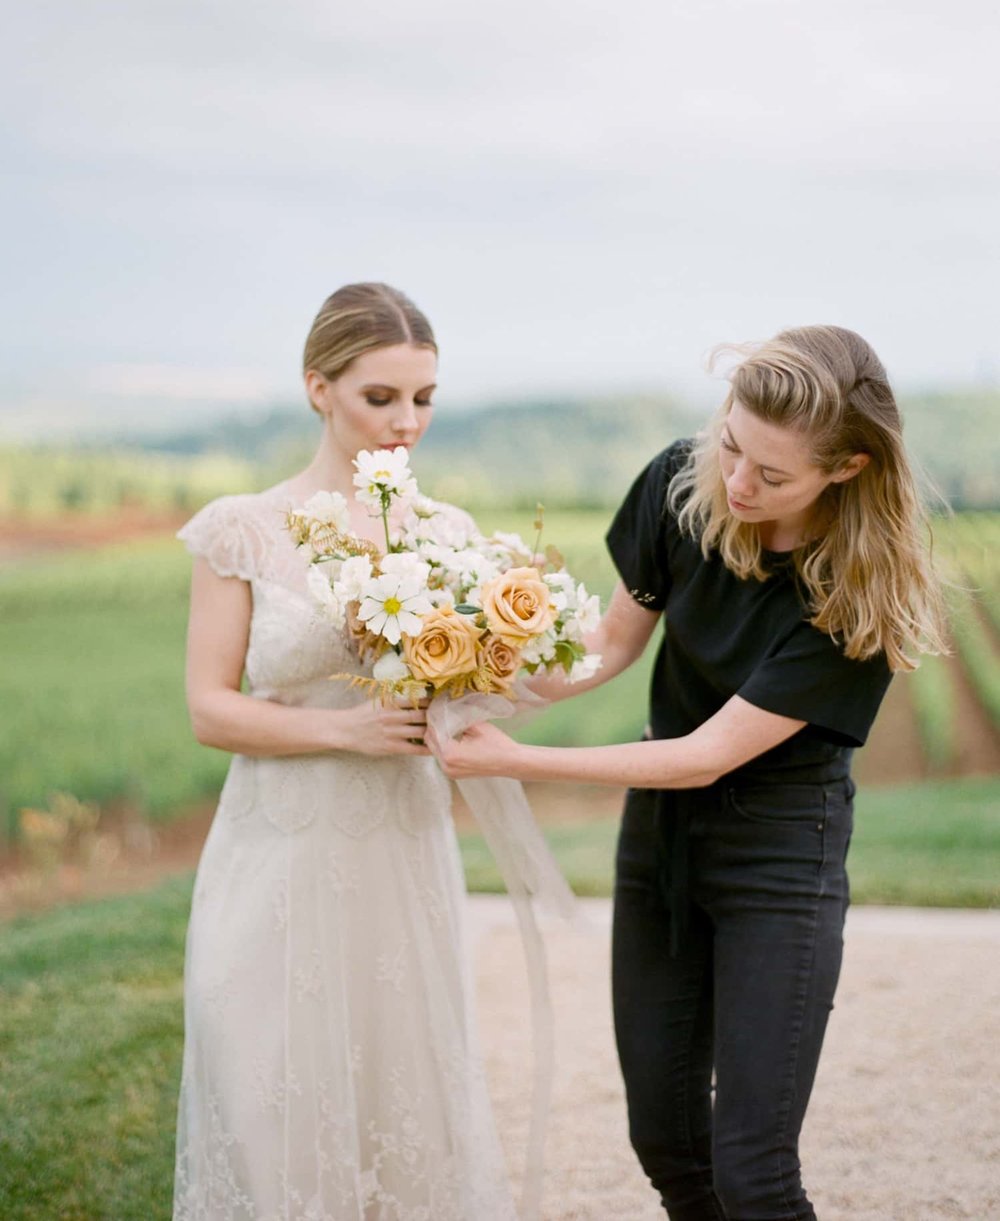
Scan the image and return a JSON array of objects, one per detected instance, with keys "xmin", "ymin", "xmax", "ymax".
[
  {"xmin": 383, "ymin": 596, "xmax": 402, "ymax": 615},
  {"xmin": 375, "ymin": 469, "xmax": 391, "ymax": 480}
]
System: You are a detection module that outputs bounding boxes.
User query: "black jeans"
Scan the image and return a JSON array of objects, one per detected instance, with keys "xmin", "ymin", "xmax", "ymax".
[{"xmin": 612, "ymin": 777, "xmax": 854, "ymax": 1221}]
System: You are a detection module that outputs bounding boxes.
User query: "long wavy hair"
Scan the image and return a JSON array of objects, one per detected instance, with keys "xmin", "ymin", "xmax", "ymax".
[
  {"xmin": 669, "ymin": 325, "xmax": 948, "ymax": 671},
  {"xmin": 302, "ymin": 283, "xmax": 436, "ymax": 413}
]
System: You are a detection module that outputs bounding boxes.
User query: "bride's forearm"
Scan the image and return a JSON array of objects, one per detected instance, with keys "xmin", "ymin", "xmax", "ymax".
[{"xmin": 188, "ymin": 688, "xmax": 354, "ymax": 757}]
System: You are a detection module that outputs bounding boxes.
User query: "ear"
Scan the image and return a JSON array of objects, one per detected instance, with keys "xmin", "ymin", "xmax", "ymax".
[
  {"xmin": 829, "ymin": 453, "xmax": 870, "ymax": 484},
  {"xmin": 304, "ymin": 369, "xmax": 332, "ymax": 416}
]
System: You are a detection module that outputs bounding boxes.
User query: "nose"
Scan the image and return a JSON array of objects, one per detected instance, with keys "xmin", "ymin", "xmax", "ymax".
[
  {"xmin": 391, "ymin": 401, "xmax": 419, "ymax": 435},
  {"xmin": 727, "ymin": 459, "xmax": 756, "ymax": 499}
]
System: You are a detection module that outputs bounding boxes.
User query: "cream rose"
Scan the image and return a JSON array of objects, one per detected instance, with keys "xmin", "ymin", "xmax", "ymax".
[
  {"xmin": 477, "ymin": 634, "xmax": 522, "ymax": 694},
  {"xmin": 479, "ymin": 566, "xmax": 557, "ymax": 642},
  {"xmin": 402, "ymin": 606, "xmax": 482, "ymax": 689}
]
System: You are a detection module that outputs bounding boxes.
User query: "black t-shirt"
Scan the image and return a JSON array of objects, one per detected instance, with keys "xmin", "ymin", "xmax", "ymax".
[{"xmin": 606, "ymin": 440, "xmax": 893, "ymax": 784}]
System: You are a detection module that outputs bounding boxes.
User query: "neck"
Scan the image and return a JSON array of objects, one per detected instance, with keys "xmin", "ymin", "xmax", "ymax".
[
  {"xmin": 286, "ymin": 426, "xmax": 357, "ymax": 499},
  {"xmin": 757, "ymin": 508, "xmax": 820, "ymax": 553}
]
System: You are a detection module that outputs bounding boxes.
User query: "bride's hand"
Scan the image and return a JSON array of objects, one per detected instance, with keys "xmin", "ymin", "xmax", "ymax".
[
  {"xmin": 335, "ymin": 700, "xmax": 430, "ymax": 756},
  {"xmin": 426, "ymin": 721, "xmax": 521, "ymax": 778}
]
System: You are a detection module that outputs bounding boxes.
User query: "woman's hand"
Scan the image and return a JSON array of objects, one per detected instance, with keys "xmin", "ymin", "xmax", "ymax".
[
  {"xmin": 426, "ymin": 721, "xmax": 523, "ymax": 778},
  {"xmin": 336, "ymin": 699, "xmax": 431, "ymax": 757}
]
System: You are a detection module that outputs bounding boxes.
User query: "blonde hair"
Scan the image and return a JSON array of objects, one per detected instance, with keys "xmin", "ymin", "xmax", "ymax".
[
  {"xmin": 302, "ymin": 283, "xmax": 436, "ymax": 412},
  {"xmin": 670, "ymin": 325, "xmax": 948, "ymax": 672}
]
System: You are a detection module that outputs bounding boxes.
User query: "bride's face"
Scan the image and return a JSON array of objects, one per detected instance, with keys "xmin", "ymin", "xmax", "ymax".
[{"xmin": 308, "ymin": 343, "xmax": 437, "ymax": 459}]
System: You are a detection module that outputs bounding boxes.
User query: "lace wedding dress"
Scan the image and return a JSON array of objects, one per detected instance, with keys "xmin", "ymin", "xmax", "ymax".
[{"xmin": 173, "ymin": 485, "xmax": 518, "ymax": 1221}]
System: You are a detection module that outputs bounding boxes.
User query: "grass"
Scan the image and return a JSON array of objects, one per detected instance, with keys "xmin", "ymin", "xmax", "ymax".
[
  {"xmin": 0, "ymin": 540, "xmax": 227, "ymax": 841},
  {"xmin": 0, "ymin": 878, "xmax": 189, "ymax": 1220},
  {"xmin": 0, "ymin": 512, "xmax": 624, "ymax": 845},
  {"xmin": 461, "ymin": 775, "xmax": 1000, "ymax": 909},
  {"xmin": 0, "ymin": 776, "xmax": 996, "ymax": 1219}
]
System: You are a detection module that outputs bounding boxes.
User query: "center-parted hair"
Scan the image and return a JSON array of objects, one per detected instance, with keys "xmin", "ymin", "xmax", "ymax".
[
  {"xmin": 669, "ymin": 325, "xmax": 948, "ymax": 671},
  {"xmin": 302, "ymin": 283, "xmax": 437, "ymax": 412}
]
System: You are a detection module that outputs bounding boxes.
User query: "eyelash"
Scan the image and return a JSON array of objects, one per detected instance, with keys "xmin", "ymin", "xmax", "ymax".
[
  {"xmin": 720, "ymin": 437, "xmax": 784, "ymax": 487},
  {"xmin": 365, "ymin": 396, "xmax": 433, "ymax": 408}
]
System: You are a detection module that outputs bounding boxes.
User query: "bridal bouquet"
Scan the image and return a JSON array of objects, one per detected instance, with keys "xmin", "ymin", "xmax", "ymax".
[{"xmin": 285, "ymin": 447, "xmax": 601, "ymax": 703}]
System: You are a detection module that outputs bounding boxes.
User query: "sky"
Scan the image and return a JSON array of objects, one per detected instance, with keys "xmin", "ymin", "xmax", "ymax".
[{"xmin": 2, "ymin": 0, "xmax": 999, "ymax": 436}]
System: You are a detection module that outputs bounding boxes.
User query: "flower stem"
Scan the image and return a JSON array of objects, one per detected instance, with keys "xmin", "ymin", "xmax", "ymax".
[
  {"xmin": 532, "ymin": 502, "xmax": 545, "ymax": 569},
  {"xmin": 381, "ymin": 490, "xmax": 392, "ymax": 553}
]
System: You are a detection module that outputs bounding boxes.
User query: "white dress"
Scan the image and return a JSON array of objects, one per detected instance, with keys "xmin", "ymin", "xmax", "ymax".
[{"xmin": 173, "ymin": 485, "xmax": 518, "ymax": 1221}]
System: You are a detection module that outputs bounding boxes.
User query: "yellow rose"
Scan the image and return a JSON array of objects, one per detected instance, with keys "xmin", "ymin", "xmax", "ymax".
[
  {"xmin": 476, "ymin": 634, "xmax": 522, "ymax": 694},
  {"xmin": 479, "ymin": 567, "xmax": 556, "ymax": 642},
  {"xmin": 402, "ymin": 606, "xmax": 482, "ymax": 689}
]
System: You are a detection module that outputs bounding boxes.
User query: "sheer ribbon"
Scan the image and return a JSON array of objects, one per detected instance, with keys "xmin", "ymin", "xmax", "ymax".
[{"xmin": 427, "ymin": 690, "xmax": 581, "ymax": 1221}]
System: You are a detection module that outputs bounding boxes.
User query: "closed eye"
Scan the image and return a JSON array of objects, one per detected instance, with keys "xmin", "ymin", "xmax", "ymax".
[{"xmin": 721, "ymin": 435, "xmax": 785, "ymax": 486}]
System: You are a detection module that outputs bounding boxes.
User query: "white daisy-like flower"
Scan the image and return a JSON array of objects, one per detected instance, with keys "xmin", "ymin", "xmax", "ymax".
[
  {"xmin": 357, "ymin": 572, "xmax": 433, "ymax": 646},
  {"xmin": 353, "ymin": 447, "xmax": 418, "ymax": 508},
  {"xmin": 372, "ymin": 650, "xmax": 411, "ymax": 682},
  {"xmin": 300, "ymin": 489, "xmax": 350, "ymax": 531},
  {"xmin": 335, "ymin": 554, "xmax": 374, "ymax": 603},
  {"xmin": 306, "ymin": 564, "xmax": 346, "ymax": 629}
]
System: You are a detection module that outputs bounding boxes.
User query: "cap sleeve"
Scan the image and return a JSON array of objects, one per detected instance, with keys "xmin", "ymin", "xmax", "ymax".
[
  {"xmin": 605, "ymin": 442, "xmax": 689, "ymax": 611},
  {"xmin": 176, "ymin": 495, "xmax": 267, "ymax": 582},
  {"xmin": 738, "ymin": 620, "xmax": 893, "ymax": 747}
]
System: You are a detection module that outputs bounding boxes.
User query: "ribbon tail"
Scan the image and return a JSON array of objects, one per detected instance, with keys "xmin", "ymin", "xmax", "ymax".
[{"xmin": 456, "ymin": 775, "xmax": 566, "ymax": 1221}]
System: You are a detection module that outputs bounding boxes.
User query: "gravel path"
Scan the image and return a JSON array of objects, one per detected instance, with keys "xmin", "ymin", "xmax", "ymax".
[{"xmin": 468, "ymin": 897, "xmax": 1000, "ymax": 1221}]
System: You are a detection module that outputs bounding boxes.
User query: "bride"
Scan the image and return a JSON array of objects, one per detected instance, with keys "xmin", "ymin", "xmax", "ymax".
[{"xmin": 172, "ymin": 283, "xmax": 518, "ymax": 1220}]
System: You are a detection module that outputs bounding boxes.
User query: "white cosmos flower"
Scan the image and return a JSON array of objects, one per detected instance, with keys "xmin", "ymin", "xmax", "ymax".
[
  {"xmin": 357, "ymin": 572, "xmax": 433, "ymax": 646},
  {"xmin": 306, "ymin": 564, "xmax": 346, "ymax": 629},
  {"xmin": 372, "ymin": 650, "xmax": 412, "ymax": 682},
  {"xmin": 353, "ymin": 447, "xmax": 418, "ymax": 508},
  {"xmin": 300, "ymin": 489, "xmax": 350, "ymax": 531}
]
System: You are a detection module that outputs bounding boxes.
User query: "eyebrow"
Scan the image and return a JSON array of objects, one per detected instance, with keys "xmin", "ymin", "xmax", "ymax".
[{"xmin": 722, "ymin": 425, "xmax": 794, "ymax": 478}]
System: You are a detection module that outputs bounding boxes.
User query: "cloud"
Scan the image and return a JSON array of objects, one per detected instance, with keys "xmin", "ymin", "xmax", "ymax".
[{"xmin": 1, "ymin": 0, "xmax": 999, "ymax": 415}]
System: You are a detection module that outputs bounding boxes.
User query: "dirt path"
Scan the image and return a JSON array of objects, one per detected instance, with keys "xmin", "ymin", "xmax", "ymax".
[{"xmin": 472, "ymin": 897, "xmax": 1000, "ymax": 1220}]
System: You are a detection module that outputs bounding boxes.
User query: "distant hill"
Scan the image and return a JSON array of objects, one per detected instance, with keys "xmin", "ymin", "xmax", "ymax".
[
  {"xmin": 0, "ymin": 385, "xmax": 985, "ymax": 516},
  {"xmin": 111, "ymin": 386, "xmax": 999, "ymax": 509},
  {"xmin": 105, "ymin": 393, "xmax": 706, "ymax": 509}
]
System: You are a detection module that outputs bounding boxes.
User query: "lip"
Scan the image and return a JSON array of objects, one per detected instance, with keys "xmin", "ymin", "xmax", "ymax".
[{"xmin": 728, "ymin": 495, "xmax": 755, "ymax": 511}]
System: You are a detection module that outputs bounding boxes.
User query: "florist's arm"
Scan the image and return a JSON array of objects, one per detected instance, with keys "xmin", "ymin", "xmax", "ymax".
[
  {"xmin": 526, "ymin": 581, "xmax": 662, "ymax": 702},
  {"xmin": 185, "ymin": 559, "xmax": 429, "ymax": 757},
  {"xmin": 430, "ymin": 695, "xmax": 805, "ymax": 789}
]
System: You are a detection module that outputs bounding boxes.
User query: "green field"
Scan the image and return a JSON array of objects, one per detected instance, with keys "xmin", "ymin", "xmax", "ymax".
[
  {"xmin": 0, "ymin": 509, "xmax": 651, "ymax": 844},
  {"xmin": 1, "ymin": 509, "xmax": 998, "ymax": 909}
]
